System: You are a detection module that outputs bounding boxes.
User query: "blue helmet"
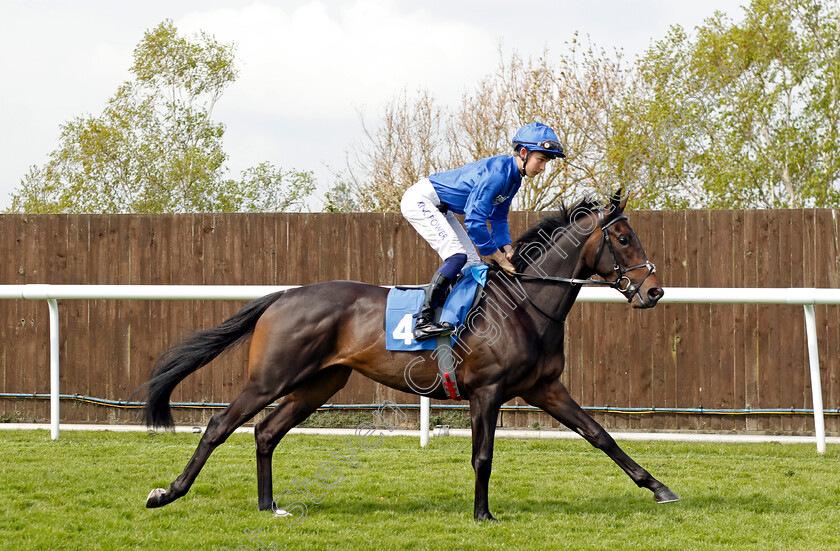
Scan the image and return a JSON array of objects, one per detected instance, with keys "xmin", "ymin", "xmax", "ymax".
[{"xmin": 512, "ymin": 122, "xmax": 565, "ymax": 159}]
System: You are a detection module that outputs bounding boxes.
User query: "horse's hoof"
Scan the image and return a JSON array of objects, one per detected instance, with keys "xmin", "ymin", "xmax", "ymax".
[
  {"xmin": 146, "ymin": 488, "xmax": 167, "ymax": 508},
  {"xmin": 474, "ymin": 513, "xmax": 500, "ymax": 523},
  {"xmin": 654, "ymin": 487, "xmax": 680, "ymax": 503}
]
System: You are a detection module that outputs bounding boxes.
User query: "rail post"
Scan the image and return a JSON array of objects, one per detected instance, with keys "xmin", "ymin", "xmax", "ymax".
[
  {"xmin": 48, "ymin": 298, "xmax": 60, "ymax": 440},
  {"xmin": 803, "ymin": 304, "xmax": 826, "ymax": 454},
  {"xmin": 420, "ymin": 396, "xmax": 430, "ymax": 447}
]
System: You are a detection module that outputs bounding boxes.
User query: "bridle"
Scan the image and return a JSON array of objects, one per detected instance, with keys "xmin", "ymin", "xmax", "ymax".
[
  {"xmin": 592, "ymin": 214, "xmax": 657, "ymax": 300},
  {"xmin": 504, "ymin": 212, "xmax": 657, "ymax": 322}
]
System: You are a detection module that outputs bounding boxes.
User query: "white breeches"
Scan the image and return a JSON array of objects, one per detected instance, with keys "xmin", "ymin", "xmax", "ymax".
[{"xmin": 400, "ymin": 179, "xmax": 482, "ymax": 267}]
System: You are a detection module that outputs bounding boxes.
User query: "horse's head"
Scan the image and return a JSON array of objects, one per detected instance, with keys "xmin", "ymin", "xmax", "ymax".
[
  {"xmin": 581, "ymin": 191, "xmax": 664, "ymax": 309},
  {"xmin": 512, "ymin": 190, "xmax": 664, "ymax": 310}
]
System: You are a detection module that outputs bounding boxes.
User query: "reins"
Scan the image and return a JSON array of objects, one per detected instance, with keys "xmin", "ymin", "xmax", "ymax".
[
  {"xmin": 507, "ymin": 271, "xmax": 621, "ymax": 288},
  {"xmin": 502, "ymin": 268, "xmax": 622, "ymax": 325}
]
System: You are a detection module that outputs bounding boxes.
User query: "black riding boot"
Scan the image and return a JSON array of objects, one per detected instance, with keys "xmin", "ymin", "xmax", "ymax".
[{"xmin": 413, "ymin": 272, "xmax": 454, "ymax": 341}]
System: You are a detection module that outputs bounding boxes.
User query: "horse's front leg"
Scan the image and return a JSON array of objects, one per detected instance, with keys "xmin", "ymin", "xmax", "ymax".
[
  {"xmin": 468, "ymin": 386, "xmax": 504, "ymax": 521},
  {"xmin": 521, "ymin": 379, "xmax": 679, "ymax": 503}
]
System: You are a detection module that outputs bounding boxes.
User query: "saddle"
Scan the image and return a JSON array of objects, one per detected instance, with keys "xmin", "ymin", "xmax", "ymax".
[{"xmin": 385, "ymin": 265, "xmax": 488, "ymax": 399}]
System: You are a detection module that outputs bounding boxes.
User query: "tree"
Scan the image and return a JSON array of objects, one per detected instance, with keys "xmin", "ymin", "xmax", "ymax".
[
  {"xmin": 322, "ymin": 178, "xmax": 359, "ymax": 213},
  {"xmin": 485, "ymin": 39, "xmax": 640, "ymax": 209},
  {"xmin": 9, "ymin": 20, "xmax": 314, "ymax": 213},
  {"xmin": 614, "ymin": 0, "xmax": 840, "ymax": 208},
  {"xmin": 345, "ymin": 89, "xmax": 446, "ymax": 212},
  {"xmin": 339, "ymin": 39, "xmax": 638, "ymax": 212}
]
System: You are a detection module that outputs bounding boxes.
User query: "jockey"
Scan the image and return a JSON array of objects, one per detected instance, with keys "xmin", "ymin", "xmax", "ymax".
[{"xmin": 400, "ymin": 122, "xmax": 565, "ymax": 340}]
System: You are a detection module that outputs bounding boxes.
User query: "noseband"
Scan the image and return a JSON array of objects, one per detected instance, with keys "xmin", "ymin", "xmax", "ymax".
[{"xmin": 505, "ymin": 212, "xmax": 657, "ymax": 323}]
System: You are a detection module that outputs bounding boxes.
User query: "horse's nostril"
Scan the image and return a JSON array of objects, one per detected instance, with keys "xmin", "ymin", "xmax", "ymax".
[{"xmin": 648, "ymin": 287, "xmax": 663, "ymax": 301}]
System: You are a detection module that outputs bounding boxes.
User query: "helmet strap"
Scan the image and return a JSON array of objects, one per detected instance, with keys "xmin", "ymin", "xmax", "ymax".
[{"xmin": 518, "ymin": 148, "xmax": 530, "ymax": 176}]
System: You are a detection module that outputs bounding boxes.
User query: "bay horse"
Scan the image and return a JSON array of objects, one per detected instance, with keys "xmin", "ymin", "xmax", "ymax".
[{"xmin": 140, "ymin": 191, "xmax": 678, "ymax": 521}]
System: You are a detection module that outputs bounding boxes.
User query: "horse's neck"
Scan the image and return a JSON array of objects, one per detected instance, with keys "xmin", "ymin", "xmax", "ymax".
[{"xmin": 523, "ymin": 231, "xmax": 588, "ymax": 311}]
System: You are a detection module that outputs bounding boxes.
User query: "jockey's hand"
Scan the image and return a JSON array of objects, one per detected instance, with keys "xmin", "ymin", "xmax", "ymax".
[
  {"xmin": 502, "ymin": 244, "xmax": 515, "ymax": 261},
  {"xmin": 485, "ymin": 250, "xmax": 516, "ymax": 276}
]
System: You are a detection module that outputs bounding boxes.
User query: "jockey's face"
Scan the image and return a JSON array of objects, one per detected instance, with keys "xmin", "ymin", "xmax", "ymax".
[{"xmin": 520, "ymin": 150, "xmax": 553, "ymax": 178}]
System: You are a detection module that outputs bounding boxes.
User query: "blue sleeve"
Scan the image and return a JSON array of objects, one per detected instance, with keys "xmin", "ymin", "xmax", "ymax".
[
  {"xmin": 489, "ymin": 199, "xmax": 513, "ymax": 249},
  {"xmin": 464, "ymin": 177, "xmax": 505, "ymax": 256}
]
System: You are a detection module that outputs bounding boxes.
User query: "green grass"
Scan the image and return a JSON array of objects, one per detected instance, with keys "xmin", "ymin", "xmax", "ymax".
[
  {"xmin": 1, "ymin": 430, "xmax": 839, "ymax": 550},
  {"xmin": 296, "ymin": 410, "xmax": 374, "ymax": 428}
]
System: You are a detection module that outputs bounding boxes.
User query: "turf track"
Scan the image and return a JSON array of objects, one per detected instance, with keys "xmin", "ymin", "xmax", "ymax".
[{"xmin": 1, "ymin": 430, "xmax": 839, "ymax": 550}]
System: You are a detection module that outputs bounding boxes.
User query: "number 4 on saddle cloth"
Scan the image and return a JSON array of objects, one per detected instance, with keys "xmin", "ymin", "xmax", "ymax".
[{"xmin": 385, "ymin": 264, "xmax": 488, "ymax": 400}]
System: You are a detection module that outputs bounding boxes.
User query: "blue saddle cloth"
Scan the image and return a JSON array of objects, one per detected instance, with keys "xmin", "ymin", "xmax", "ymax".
[{"xmin": 385, "ymin": 265, "xmax": 488, "ymax": 351}]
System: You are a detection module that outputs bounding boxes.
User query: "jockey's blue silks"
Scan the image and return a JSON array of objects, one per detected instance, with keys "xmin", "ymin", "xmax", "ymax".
[
  {"xmin": 436, "ymin": 253, "xmax": 467, "ymax": 281},
  {"xmin": 426, "ymin": 156, "xmax": 521, "ymax": 256},
  {"xmin": 403, "ymin": 122, "xmax": 562, "ymax": 264}
]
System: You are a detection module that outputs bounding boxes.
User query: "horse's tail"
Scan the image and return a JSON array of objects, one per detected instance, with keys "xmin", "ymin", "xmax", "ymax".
[{"xmin": 140, "ymin": 290, "xmax": 286, "ymax": 429}]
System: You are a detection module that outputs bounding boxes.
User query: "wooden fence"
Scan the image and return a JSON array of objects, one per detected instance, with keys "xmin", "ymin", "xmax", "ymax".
[{"xmin": 1, "ymin": 210, "xmax": 838, "ymax": 434}]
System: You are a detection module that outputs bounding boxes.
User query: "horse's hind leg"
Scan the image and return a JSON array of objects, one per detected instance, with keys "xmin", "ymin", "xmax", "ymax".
[
  {"xmin": 146, "ymin": 381, "xmax": 278, "ymax": 508},
  {"xmin": 521, "ymin": 379, "xmax": 679, "ymax": 503},
  {"xmin": 254, "ymin": 365, "xmax": 352, "ymax": 511}
]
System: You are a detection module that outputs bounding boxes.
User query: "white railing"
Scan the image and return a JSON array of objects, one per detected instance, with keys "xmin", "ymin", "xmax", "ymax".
[{"xmin": 1, "ymin": 285, "xmax": 838, "ymax": 452}]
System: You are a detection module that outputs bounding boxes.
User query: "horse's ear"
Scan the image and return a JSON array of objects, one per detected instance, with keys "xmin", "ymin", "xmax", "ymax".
[{"xmin": 610, "ymin": 188, "xmax": 628, "ymax": 213}]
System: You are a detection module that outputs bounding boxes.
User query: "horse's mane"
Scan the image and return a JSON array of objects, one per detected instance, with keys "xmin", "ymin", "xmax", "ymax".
[{"xmin": 511, "ymin": 196, "xmax": 606, "ymax": 272}]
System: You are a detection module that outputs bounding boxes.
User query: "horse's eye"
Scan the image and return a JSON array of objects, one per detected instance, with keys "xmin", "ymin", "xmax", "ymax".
[{"xmin": 618, "ymin": 235, "xmax": 630, "ymax": 246}]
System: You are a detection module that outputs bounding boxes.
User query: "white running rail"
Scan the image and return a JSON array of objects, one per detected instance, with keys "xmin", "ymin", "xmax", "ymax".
[{"xmin": 1, "ymin": 285, "xmax": 838, "ymax": 452}]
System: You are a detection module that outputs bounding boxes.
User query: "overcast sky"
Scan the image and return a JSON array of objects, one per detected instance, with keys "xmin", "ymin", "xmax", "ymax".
[{"xmin": 0, "ymin": 0, "xmax": 747, "ymax": 211}]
